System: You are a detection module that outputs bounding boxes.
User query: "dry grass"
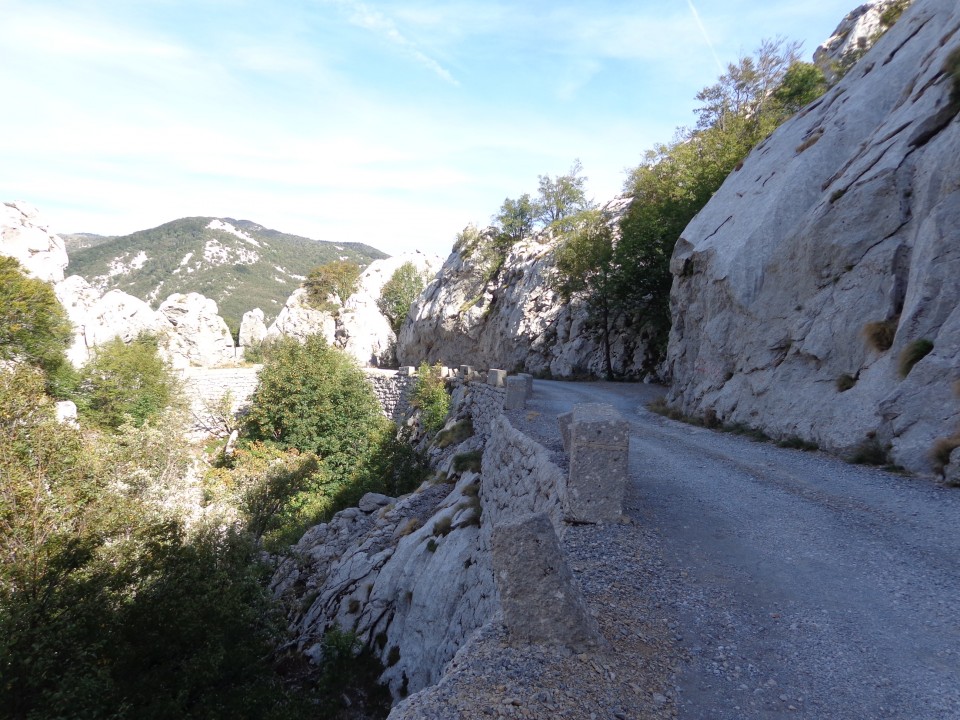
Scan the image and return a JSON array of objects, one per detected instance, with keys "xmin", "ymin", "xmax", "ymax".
[
  {"xmin": 898, "ymin": 338, "xmax": 934, "ymax": 377},
  {"xmin": 863, "ymin": 318, "xmax": 898, "ymax": 351},
  {"xmin": 930, "ymin": 433, "xmax": 960, "ymax": 476},
  {"xmin": 836, "ymin": 373, "xmax": 857, "ymax": 392}
]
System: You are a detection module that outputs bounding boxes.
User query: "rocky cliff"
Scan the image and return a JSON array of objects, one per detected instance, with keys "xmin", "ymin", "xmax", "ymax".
[
  {"xmin": 266, "ymin": 251, "xmax": 443, "ymax": 367},
  {"xmin": 666, "ymin": 0, "xmax": 960, "ymax": 474},
  {"xmin": 396, "ymin": 198, "xmax": 659, "ymax": 379}
]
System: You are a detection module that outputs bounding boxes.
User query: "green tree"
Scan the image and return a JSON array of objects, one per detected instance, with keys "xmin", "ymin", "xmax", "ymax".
[
  {"xmin": 553, "ymin": 210, "xmax": 618, "ymax": 379},
  {"xmin": 75, "ymin": 332, "xmax": 181, "ymax": 429},
  {"xmin": 0, "ymin": 256, "xmax": 72, "ymax": 379},
  {"xmin": 378, "ymin": 262, "xmax": 430, "ymax": 335},
  {"xmin": 304, "ymin": 260, "xmax": 362, "ymax": 310},
  {"xmin": 534, "ymin": 159, "xmax": 591, "ymax": 227},
  {"xmin": 245, "ymin": 334, "xmax": 383, "ymax": 462},
  {"xmin": 773, "ymin": 61, "xmax": 828, "ymax": 116},
  {"xmin": 494, "ymin": 193, "xmax": 536, "ymax": 245},
  {"xmin": 411, "ymin": 362, "xmax": 450, "ymax": 434}
]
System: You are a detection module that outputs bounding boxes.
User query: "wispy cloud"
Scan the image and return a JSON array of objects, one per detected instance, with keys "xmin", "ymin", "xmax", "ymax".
[
  {"xmin": 323, "ymin": 0, "xmax": 458, "ymax": 85},
  {"xmin": 685, "ymin": 0, "xmax": 725, "ymax": 74}
]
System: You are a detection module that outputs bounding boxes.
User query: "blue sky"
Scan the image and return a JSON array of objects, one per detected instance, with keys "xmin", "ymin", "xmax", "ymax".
[{"xmin": 0, "ymin": 0, "xmax": 857, "ymax": 257}]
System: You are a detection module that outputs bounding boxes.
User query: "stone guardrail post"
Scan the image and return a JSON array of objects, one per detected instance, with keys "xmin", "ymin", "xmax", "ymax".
[
  {"xmin": 504, "ymin": 376, "xmax": 528, "ymax": 410},
  {"xmin": 487, "ymin": 368, "xmax": 507, "ymax": 387},
  {"xmin": 492, "ymin": 512, "xmax": 606, "ymax": 652},
  {"xmin": 558, "ymin": 403, "xmax": 629, "ymax": 523}
]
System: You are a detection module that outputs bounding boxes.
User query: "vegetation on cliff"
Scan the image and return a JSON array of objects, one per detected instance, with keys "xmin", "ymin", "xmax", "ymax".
[{"xmin": 0, "ymin": 271, "xmax": 423, "ymax": 717}]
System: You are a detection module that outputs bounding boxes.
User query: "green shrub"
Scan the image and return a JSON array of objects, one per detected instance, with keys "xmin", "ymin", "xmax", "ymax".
[
  {"xmin": 452, "ymin": 450, "xmax": 483, "ymax": 474},
  {"xmin": 863, "ymin": 318, "xmax": 898, "ymax": 351},
  {"xmin": 75, "ymin": 332, "xmax": 182, "ymax": 429},
  {"xmin": 776, "ymin": 436, "xmax": 819, "ymax": 451},
  {"xmin": 850, "ymin": 436, "xmax": 889, "ymax": 465},
  {"xmin": 432, "ymin": 515, "xmax": 453, "ymax": 537},
  {"xmin": 898, "ymin": 338, "xmax": 934, "ymax": 377},
  {"xmin": 245, "ymin": 334, "xmax": 382, "ymax": 459},
  {"xmin": 303, "ymin": 260, "xmax": 361, "ymax": 310},
  {"xmin": 378, "ymin": 261, "xmax": 430, "ymax": 334},
  {"xmin": 412, "ymin": 362, "xmax": 450, "ymax": 435},
  {"xmin": 880, "ymin": 0, "xmax": 911, "ymax": 26},
  {"xmin": 0, "ymin": 255, "xmax": 72, "ymax": 380},
  {"xmin": 435, "ymin": 418, "xmax": 474, "ymax": 448},
  {"xmin": 836, "ymin": 373, "xmax": 857, "ymax": 392}
]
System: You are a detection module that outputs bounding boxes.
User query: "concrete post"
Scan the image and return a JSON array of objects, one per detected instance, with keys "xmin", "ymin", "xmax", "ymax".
[
  {"xmin": 504, "ymin": 376, "xmax": 527, "ymax": 410},
  {"xmin": 563, "ymin": 403, "xmax": 629, "ymax": 523},
  {"xmin": 487, "ymin": 368, "xmax": 507, "ymax": 387},
  {"xmin": 492, "ymin": 513, "xmax": 606, "ymax": 652}
]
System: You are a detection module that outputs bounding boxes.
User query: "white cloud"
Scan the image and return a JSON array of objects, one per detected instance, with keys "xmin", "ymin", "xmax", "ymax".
[{"xmin": 322, "ymin": 0, "xmax": 459, "ymax": 84}]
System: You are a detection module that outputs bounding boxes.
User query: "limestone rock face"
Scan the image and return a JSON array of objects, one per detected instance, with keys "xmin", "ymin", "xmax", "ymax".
[
  {"xmin": 666, "ymin": 0, "xmax": 960, "ymax": 474},
  {"xmin": 397, "ymin": 198, "xmax": 656, "ymax": 378},
  {"xmin": 158, "ymin": 293, "xmax": 235, "ymax": 368},
  {"xmin": 0, "ymin": 201, "xmax": 68, "ymax": 283},
  {"xmin": 338, "ymin": 251, "xmax": 443, "ymax": 366},
  {"xmin": 267, "ymin": 252, "xmax": 443, "ymax": 366},
  {"xmin": 266, "ymin": 288, "xmax": 337, "ymax": 344},
  {"xmin": 238, "ymin": 308, "xmax": 268, "ymax": 347}
]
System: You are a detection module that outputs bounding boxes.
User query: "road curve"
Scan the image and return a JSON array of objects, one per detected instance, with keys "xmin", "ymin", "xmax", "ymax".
[{"xmin": 523, "ymin": 379, "xmax": 960, "ymax": 720}]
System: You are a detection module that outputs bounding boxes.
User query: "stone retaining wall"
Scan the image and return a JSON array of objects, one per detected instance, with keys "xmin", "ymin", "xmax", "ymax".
[{"xmin": 180, "ymin": 365, "xmax": 419, "ymax": 427}]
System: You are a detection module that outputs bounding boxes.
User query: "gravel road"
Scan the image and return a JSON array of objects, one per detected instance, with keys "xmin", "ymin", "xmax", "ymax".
[{"xmin": 516, "ymin": 379, "xmax": 960, "ymax": 720}]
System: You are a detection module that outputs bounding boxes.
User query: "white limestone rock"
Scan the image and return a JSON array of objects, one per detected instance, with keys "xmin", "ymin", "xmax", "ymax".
[
  {"xmin": 0, "ymin": 201, "xmax": 68, "ymax": 283},
  {"xmin": 396, "ymin": 197, "xmax": 655, "ymax": 378},
  {"xmin": 338, "ymin": 251, "xmax": 443, "ymax": 366},
  {"xmin": 158, "ymin": 292, "xmax": 235, "ymax": 368},
  {"xmin": 666, "ymin": 0, "xmax": 960, "ymax": 474},
  {"xmin": 238, "ymin": 308, "xmax": 268, "ymax": 347},
  {"xmin": 266, "ymin": 288, "xmax": 337, "ymax": 344},
  {"xmin": 814, "ymin": 1, "xmax": 913, "ymax": 83}
]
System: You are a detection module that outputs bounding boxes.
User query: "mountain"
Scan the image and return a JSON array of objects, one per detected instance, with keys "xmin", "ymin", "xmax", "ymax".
[
  {"xmin": 61, "ymin": 232, "xmax": 115, "ymax": 252},
  {"xmin": 66, "ymin": 217, "xmax": 387, "ymax": 333}
]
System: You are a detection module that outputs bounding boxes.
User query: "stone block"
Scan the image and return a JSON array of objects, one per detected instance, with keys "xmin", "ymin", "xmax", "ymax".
[
  {"xmin": 504, "ymin": 376, "xmax": 527, "ymax": 410},
  {"xmin": 565, "ymin": 403, "xmax": 629, "ymax": 523},
  {"xmin": 558, "ymin": 410, "xmax": 573, "ymax": 452},
  {"xmin": 517, "ymin": 373, "xmax": 534, "ymax": 398},
  {"xmin": 397, "ymin": 366, "xmax": 416, "ymax": 377},
  {"xmin": 488, "ymin": 368, "xmax": 507, "ymax": 387},
  {"xmin": 492, "ymin": 513, "xmax": 605, "ymax": 652}
]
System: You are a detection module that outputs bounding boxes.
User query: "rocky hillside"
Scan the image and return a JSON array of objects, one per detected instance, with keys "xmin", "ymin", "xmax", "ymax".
[
  {"xmin": 666, "ymin": 0, "xmax": 960, "ymax": 474},
  {"xmin": 67, "ymin": 217, "xmax": 387, "ymax": 333},
  {"xmin": 396, "ymin": 198, "xmax": 659, "ymax": 380}
]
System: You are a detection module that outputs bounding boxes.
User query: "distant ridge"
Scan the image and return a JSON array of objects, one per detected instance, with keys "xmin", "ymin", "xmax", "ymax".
[{"xmin": 66, "ymin": 216, "xmax": 387, "ymax": 334}]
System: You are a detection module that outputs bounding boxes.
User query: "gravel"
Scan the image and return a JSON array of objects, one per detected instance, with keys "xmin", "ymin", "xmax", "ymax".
[{"xmin": 393, "ymin": 379, "xmax": 960, "ymax": 720}]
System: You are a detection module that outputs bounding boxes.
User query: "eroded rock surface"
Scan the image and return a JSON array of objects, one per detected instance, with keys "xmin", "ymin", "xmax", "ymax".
[
  {"xmin": 1, "ymin": 201, "xmax": 68, "ymax": 283},
  {"xmin": 397, "ymin": 198, "xmax": 658, "ymax": 379},
  {"xmin": 667, "ymin": 0, "xmax": 960, "ymax": 473}
]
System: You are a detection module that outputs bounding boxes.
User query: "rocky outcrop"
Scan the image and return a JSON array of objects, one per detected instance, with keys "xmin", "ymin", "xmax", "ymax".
[
  {"xmin": 1, "ymin": 201, "xmax": 68, "ymax": 283},
  {"xmin": 158, "ymin": 293, "xmax": 236, "ymax": 368},
  {"xmin": 266, "ymin": 252, "xmax": 442, "ymax": 366},
  {"xmin": 666, "ymin": 0, "xmax": 960, "ymax": 474},
  {"xmin": 397, "ymin": 198, "xmax": 657, "ymax": 379},
  {"xmin": 238, "ymin": 308, "xmax": 268, "ymax": 347},
  {"xmin": 814, "ymin": 1, "xmax": 913, "ymax": 83}
]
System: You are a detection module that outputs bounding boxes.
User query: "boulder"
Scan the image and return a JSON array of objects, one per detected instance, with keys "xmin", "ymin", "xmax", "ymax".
[
  {"xmin": 266, "ymin": 288, "xmax": 337, "ymax": 343},
  {"xmin": 238, "ymin": 308, "xmax": 268, "ymax": 347},
  {"xmin": 666, "ymin": 0, "xmax": 960, "ymax": 473},
  {"xmin": 158, "ymin": 293, "xmax": 235, "ymax": 368},
  {"xmin": 0, "ymin": 201, "xmax": 68, "ymax": 283}
]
